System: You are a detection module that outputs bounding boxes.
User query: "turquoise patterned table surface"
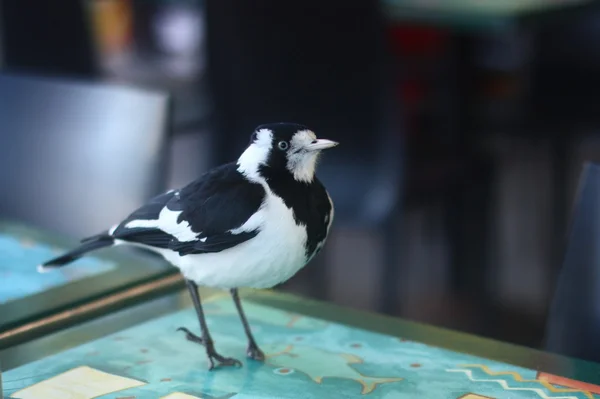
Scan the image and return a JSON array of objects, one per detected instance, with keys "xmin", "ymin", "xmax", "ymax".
[
  {"xmin": 0, "ymin": 233, "xmax": 115, "ymax": 304},
  {"xmin": 3, "ymin": 290, "xmax": 600, "ymax": 399}
]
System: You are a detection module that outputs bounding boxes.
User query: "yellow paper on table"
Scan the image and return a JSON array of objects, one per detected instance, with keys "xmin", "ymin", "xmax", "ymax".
[{"xmin": 10, "ymin": 366, "xmax": 145, "ymax": 399}]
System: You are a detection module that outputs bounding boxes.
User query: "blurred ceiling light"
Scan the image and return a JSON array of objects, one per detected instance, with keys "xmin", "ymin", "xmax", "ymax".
[{"xmin": 153, "ymin": 4, "xmax": 203, "ymax": 57}]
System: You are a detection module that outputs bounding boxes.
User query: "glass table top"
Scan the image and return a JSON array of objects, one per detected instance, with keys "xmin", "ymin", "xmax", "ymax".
[
  {"xmin": 0, "ymin": 232, "xmax": 116, "ymax": 304},
  {"xmin": 0, "ymin": 220, "xmax": 179, "ymax": 337},
  {"xmin": 2, "ymin": 288, "xmax": 600, "ymax": 399}
]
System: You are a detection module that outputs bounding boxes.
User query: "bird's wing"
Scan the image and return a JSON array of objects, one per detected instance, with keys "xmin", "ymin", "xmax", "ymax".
[
  {"xmin": 112, "ymin": 163, "xmax": 265, "ymax": 255},
  {"xmin": 108, "ymin": 189, "xmax": 180, "ymax": 248},
  {"xmin": 168, "ymin": 229, "xmax": 260, "ymax": 255}
]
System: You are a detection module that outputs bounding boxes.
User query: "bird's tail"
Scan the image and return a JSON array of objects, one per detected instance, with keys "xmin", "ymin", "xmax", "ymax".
[{"xmin": 38, "ymin": 234, "xmax": 114, "ymax": 273}]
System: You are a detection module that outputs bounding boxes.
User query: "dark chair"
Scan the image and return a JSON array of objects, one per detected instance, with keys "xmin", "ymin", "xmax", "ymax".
[
  {"xmin": 0, "ymin": 73, "xmax": 173, "ymax": 238},
  {"xmin": 527, "ymin": 5, "xmax": 600, "ymax": 281},
  {"xmin": 544, "ymin": 162, "xmax": 600, "ymax": 363},
  {"xmin": 203, "ymin": 0, "xmax": 405, "ymax": 309}
]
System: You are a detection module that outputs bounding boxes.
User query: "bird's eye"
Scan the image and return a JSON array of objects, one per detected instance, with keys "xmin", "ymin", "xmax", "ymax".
[
  {"xmin": 251, "ymin": 132, "xmax": 258, "ymax": 141},
  {"xmin": 278, "ymin": 141, "xmax": 289, "ymax": 151}
]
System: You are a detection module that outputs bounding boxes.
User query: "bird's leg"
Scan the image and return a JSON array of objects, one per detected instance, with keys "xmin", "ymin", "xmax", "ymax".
[
  {"xmin": 178, "ymin": 279, "xmax": 242, "ymax": 370},
  {"xmin": 230, "ymin": 288, "xmax": 265, "ymax": 361}
]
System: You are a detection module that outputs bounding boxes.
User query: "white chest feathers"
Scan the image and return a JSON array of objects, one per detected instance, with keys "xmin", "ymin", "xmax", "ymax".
[{"xmin": 171, "ymin": 190, "xmax": 310, "ymax": 289}]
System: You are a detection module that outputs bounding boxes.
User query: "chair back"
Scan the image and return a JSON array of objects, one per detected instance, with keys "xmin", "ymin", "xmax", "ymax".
[
  {"xmin": 544, "ymin": 162, "xmax": 600, "ymax": 362},
  {"xmin": 0, "ymin": 73, "xmax": 172, "ymax": 237}
]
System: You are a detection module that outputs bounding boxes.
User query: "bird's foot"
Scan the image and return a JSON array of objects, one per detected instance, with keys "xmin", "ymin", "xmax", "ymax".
[
  {"xmin": 247, "ymin": 343, "xmax": 265, "ymax": 361},
  {"xmin": 177, "ymin": 327, "xmax": 204, "ymax": 345},
  {"xmin": 206, "ymin": 346, "xmax": 243, "ymax": 370},
  {"xmin": 177, "ymin": 327, "xmax": 242, "ymax": 370}
]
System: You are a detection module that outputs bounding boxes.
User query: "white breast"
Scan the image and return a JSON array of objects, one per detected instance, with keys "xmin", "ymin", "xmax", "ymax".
[{"xmin": 150, "ymin": 189, "xmax": 309, "ymax": 289}]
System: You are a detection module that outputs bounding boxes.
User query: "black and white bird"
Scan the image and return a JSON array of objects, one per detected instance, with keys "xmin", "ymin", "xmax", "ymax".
[{"xmin": 39, "ymin": 122, "xmax": 337, "ymax": 369}]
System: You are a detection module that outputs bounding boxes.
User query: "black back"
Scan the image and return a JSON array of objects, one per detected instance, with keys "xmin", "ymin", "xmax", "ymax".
[
  {"xmin": 174, "ymin": 163, "xmax": 265, "ymax": 239},
  {"xmin": 0, "ymin": 73, "xmax": 172, "ymax": 237}
]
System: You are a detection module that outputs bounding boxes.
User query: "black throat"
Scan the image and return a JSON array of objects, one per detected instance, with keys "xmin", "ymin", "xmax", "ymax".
[{"xmin": 258, "ymin": 164, "xmax": 312, "ymax": 206}]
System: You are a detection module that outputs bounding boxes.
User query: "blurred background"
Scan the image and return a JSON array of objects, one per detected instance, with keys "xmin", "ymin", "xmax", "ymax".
[{"xmin": 1, "ymin": 0, "xmax": 600, "ymax": 355}]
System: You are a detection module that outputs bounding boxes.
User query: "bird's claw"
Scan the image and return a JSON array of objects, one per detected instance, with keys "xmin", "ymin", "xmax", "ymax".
[
  {"xmin": 207, "ymin": 349, "xmax": 242, "ymax": 370},
  {"xmin": 247, "ymin": 344, "xmax": 265, "ymax": 361},
  {"xmin": 177, "ymin": 327, "xmax": 204, "ymax": 345},
  {"xmin": 177, "ymin": 327, "xmax": 242, "ymax": 370}
]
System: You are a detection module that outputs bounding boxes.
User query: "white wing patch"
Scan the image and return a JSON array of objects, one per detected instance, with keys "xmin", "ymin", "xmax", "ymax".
[
  {"xmin": 124, "ymin": 206, "xmax": 198, "ymax": 242},
  {"xmin": 108, "ymin": 223, "xmax": 119, "ymax": 235},
  {"xmin": 228, "ymin": 203, "xmax": 266, "ymax": 235}
]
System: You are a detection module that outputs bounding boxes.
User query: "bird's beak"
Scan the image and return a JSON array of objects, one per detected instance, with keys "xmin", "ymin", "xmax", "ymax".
[{"xmin": 305, "ymin": 139, "xmax": 339, "ymax": 152}]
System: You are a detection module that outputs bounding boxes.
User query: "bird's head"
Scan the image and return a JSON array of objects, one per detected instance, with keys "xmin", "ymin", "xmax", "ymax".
[{"xmin": 237, "ymin": 123, "xmax": 338, "ymax": 183}]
